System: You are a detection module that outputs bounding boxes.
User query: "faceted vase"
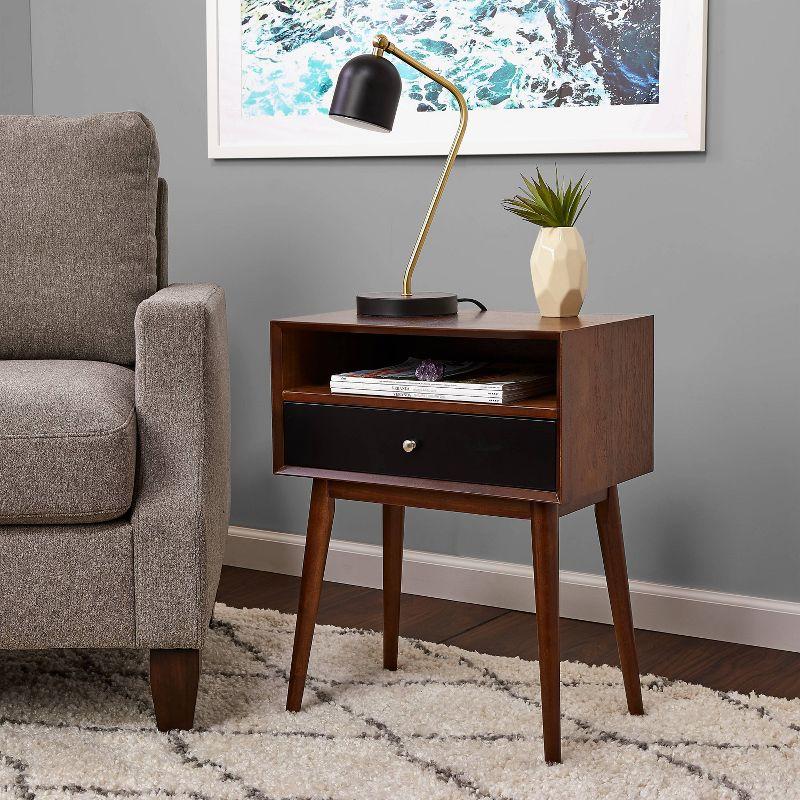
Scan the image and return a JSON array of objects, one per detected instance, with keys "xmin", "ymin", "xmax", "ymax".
[{"xmin": 530, "ymin": 227, "xmax": 588, "ymax": 318}]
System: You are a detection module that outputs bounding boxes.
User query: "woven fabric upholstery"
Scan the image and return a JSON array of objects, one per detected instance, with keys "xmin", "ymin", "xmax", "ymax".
[
  {"xmin": 0, "ymin": 113, "xmax": 231, "ymax": 651},
  {"xmin": 133, "ymin": 284, "xmax": 231, "ymax": 649},
  {"xmin": 0, "ymin": 112, "xmax": 159, "ymax": 366},
  {"xmin": 0, "ymin": 360, "xmax": 136, "ymax": 525},
  {"xmin": 156, "ymin": 178, "xmax": 169, "ymax": 289},
  {"xmin": 0, "ymin": 520, "xmax": 135, "ymax": 649}
]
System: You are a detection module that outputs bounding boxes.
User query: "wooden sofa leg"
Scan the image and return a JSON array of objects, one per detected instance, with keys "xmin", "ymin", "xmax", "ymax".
[{"xmin": 150, "ymin": 648, "xmax": 200, "ymax": 732}]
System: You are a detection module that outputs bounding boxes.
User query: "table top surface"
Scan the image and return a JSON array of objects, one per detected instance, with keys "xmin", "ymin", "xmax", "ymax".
[{"xmin": 272, "ymin": 309, "xmax": 652, "ymax": 337}]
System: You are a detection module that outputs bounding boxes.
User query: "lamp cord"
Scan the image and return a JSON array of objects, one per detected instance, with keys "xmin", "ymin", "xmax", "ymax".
[{"xmin": 457, "ymin": 297, "xmax": 487, "ymax": 312}]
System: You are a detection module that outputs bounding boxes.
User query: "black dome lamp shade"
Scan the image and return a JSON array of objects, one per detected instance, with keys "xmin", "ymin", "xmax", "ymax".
[
  {"xmin": 329, "ymin": 54, "xmax": 401, "ymax": 132},
  {"xmin": 329, "ymin": 34, "xmax": 469, "ymax": 317}
]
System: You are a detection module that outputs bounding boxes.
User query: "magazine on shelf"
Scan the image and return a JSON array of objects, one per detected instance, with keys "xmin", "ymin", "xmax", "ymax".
[
  {"xmin": 330, "ymin": 358, "xmax": 554, "ymax": 404},
  {"xmin": 332, "ymin": 358, "xmax": 484, "ymax": 386}
]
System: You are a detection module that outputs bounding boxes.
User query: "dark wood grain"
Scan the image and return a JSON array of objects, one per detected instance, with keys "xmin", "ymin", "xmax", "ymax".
[
  {"xmin": 289, "ymin": 469, "xmax": 559, "ymax": 506},
  {"xmin": 531, "ymin": 502, "xmax": 561, "ymax": 764},
  {"xmin": 271, "ymin": 324, "xmax": 396, "ymax": 472},
  {"xmin": 274, "ymin": 309, "xmax": 647, "ymax": 338},
  {"xmin": 329, "ymin": 480, "xmax": 545, "ymax": 517},
  {"xmin": 272, "ymin": 311, "xmax": 654, "ymax": 504},
  {"xmin": 271, "ymin": 309, "xmax": 655, "ymax": 764},
  {"xmin": 286, "ymin": 479, "xmax": 335, "ymax": 712},
  {"xmin": 558, "ymin": 316, "xmax": 654, "ymax": 504},
  {"xmin": 283, "ymin": 385, "xmax": 559, "ymax": 419},
  {"xmin": 557, "ymin": 489, "xmax": 609, "ymax": 517},
  {"xmin": 595, "ymin": 486, "xmax": 644, "ymax": 715},
  {"xmin": 382, "ymin": 505, "xmax": 405, "ymax": 670},
  {"xmin": 270, "ymin": 322, "xmax": 284, "ymax": 470},
  {"xmin": 149, "ymin": 648, "xmax": 200, "ymax": 732}
]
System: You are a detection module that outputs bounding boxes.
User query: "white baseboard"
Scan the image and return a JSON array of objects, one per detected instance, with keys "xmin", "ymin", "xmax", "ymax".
[{"xmin": 225, "ymin": 526, "xmax": 800, "ymax": 654}]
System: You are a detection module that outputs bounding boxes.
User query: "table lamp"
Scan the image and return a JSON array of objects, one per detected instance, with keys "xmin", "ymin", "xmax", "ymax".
[{"xmin": 329, "ymin": 34, "xmax": 468, "ymax": 317}]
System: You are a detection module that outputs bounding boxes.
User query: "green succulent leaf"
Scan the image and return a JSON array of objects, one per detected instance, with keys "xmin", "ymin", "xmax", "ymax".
[{"xmin": 503, "ymin": 165, "xmax": 591, "ymax": 228}]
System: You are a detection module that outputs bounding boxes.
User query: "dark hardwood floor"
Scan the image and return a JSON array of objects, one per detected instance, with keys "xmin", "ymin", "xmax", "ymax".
[{"xmin": 217, "ymin": 565, "xmax": 800, "ymax": 700}]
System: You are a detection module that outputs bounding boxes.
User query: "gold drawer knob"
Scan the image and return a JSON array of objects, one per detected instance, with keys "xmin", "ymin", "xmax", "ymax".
[{"xmin": 402, "ymin": 439, "xmax": 417, "ymax": 453}]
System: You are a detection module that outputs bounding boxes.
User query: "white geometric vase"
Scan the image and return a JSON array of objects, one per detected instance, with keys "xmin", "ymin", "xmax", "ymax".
[{"xmin": 530, "ymin": 227, "xmax": 588, "ymax": 318}]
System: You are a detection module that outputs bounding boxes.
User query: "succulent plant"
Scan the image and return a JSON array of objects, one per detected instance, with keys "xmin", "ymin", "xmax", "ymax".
[{"xmin": 503, "ymin": 167, "xmax": 591, "ymax": 228}]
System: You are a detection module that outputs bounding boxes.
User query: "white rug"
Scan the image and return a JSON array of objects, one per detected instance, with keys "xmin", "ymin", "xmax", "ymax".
[{"xmin": 0, "ymin": 603, "xmax": 798, "ymax": 800}]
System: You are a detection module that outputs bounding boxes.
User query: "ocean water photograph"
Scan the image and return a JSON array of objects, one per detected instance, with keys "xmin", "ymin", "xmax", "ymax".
[
  {"xmin": 241, "ymin": 0, "xmax": 661, "ymax": 119},
  {"xmin": 208, "ymin": 0, "xmax": 707, "ymax": 157}
]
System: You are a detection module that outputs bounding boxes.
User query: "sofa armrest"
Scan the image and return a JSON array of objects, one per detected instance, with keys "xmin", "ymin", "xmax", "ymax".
[{"xmin": 133, "ymin": 283, "xmax": 230, "ymax": 648}]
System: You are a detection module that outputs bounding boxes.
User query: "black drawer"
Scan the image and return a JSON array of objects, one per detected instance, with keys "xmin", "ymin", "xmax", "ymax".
[{"xmin": 283, "ymin": 403, "xmax": 557, "ymax": 491}]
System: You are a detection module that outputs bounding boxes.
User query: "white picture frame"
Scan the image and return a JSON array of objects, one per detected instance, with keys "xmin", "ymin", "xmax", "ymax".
[{"xmin": 207, "ymin": 0, "xmax": 707, "ymax": 159}]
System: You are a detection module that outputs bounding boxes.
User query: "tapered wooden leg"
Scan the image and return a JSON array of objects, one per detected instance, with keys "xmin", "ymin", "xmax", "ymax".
[
  {"xmin": 382, "ymin": 505, "xmax": 405, "ymax": 670},
  {"xmin": 286, "ymin": 478, "xmax": 335, "ymax": 712},
  {"xmin": 595, "ymin": 485, "xmax": 644, "ymax": 715},
  {"xmin": 150, "ymin": 648, "xmax": 200, "ymax": 732},
  {"xmin": 531, "ymin": 502, "xmax": 561, "ymax": 764}
]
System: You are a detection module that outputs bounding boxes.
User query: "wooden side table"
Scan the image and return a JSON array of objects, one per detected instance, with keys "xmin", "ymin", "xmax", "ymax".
[{"xmin": 270, "ymin": 310, "xmax": 654, "ymax": 764}]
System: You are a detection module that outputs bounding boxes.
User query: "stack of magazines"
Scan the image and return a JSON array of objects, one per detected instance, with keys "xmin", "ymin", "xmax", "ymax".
[{"xmin": 330, "ymin": 358, "xmax": 554, "ymax": 405}]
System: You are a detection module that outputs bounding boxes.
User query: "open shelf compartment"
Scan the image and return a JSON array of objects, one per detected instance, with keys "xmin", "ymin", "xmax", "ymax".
[{"xmin": 272, "ymin": 327, "xmax": 560, "ymax": 419}]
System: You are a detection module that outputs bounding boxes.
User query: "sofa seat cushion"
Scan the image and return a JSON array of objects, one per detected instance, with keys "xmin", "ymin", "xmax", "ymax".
[{"xmin": 0, "ymin": 361, "xmax": 137, "ymax": 525}]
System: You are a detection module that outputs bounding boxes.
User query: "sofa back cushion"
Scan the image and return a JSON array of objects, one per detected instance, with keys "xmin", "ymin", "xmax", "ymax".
[{"xmin": 0, "ymin": 112, "xmax": 160, "ymax": 365}]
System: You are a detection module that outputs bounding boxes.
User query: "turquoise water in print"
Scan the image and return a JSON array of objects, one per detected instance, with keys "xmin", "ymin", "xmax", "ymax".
[{"xmin": 241, "ymin": 0, "xmax": 659, "ymax": 118}]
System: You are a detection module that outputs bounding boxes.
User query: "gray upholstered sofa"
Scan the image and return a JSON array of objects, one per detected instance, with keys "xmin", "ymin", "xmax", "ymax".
[{"xmin": 0, "ymin": 112, "xmax": 230, "ymax": 731}]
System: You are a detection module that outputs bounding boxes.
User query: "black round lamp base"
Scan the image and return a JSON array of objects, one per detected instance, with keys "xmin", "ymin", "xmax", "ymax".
[{"xmin": 356, "ymin": 292, "xmax": 458, "ymax": 317}]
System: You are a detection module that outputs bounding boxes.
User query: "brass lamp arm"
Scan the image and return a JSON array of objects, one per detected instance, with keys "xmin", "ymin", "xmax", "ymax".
[{"xmin": 373, "ymin": 35, "xmax": 468, "ymax": 297}]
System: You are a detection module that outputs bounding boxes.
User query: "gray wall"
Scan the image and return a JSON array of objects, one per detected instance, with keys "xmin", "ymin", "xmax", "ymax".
[
  {"xmin": 0, "ymin": 0, "xmax": 32, "ymax": 113},
  {"xmin": 26, "ymin": 0, "xmax": 800, "ymax": 602}
]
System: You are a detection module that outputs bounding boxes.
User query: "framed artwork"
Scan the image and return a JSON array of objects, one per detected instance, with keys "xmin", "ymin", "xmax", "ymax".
[{"xmin": 207, "ymin": 1, "xmax": 707, "ymax": 158}]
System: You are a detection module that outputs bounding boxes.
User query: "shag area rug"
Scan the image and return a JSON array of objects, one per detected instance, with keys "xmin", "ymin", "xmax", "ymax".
[{"xmin": 1, "ymin": 604, "xmax": 799, "ymax": 800}]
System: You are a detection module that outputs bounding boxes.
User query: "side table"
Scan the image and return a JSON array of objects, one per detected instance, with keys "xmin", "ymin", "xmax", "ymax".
[{"xmin": 270, "ymin": 310, "xmax": 654, "ymax": 763}]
